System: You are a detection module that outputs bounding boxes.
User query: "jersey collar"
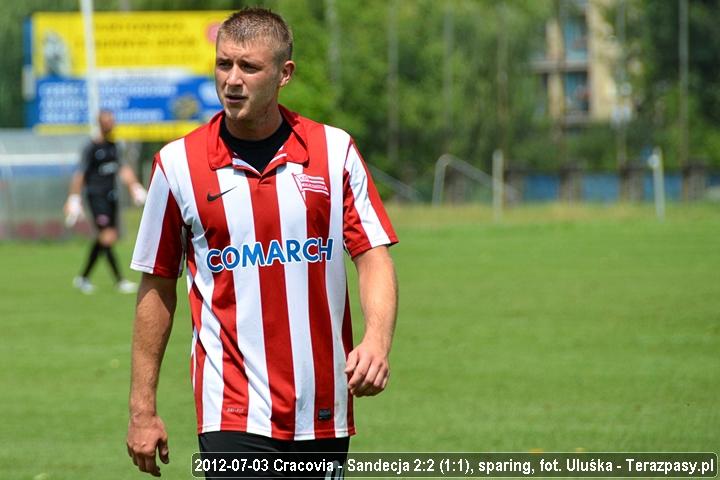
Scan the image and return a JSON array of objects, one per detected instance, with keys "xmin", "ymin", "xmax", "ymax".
[{"xmin": 207, "ymin": 105, "xmax": 309, "ymax": 173}]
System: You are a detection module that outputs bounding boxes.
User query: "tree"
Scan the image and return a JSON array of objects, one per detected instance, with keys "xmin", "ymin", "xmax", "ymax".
[
  {"xmin": 622, "ymin": 0, "xmax": 720, "ymax": 168},
  {"xmin": 2, "ymin": 0, "xmax": 555, "ymax": 188}
]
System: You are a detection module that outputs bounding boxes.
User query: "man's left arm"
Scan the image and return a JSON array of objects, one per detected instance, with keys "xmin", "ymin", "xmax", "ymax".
[
  {"xmin": 345, "ymin": 245, "xmax": 398, "ymax": 397},
  {"xmin": 119, "ymin": 164, "xmax": 147, "ymax": 206}
]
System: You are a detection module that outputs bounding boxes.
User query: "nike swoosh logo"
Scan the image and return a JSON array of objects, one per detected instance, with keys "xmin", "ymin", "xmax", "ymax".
[{"xmin": 207, "ymin": 186, "xmax": 237, "ymax": 202}]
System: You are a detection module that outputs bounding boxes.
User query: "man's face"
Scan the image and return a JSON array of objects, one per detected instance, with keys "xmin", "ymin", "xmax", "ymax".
[
  {"xmin": 98, "ymin": 112, "xmax": 115, "ymax": 137},
  {"xmin": 214, "ymin": 36, "xmax": 293, "ymax": 125}
]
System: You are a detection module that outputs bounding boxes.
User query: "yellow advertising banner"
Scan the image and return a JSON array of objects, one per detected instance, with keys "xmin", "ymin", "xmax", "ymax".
[
  {"xmin": 28, "ymin": 11, "xmax": 232, "ymax": 141},
  {"xmin": 32, "ymin": 11, "xmax": 231, "ymax": 76}
]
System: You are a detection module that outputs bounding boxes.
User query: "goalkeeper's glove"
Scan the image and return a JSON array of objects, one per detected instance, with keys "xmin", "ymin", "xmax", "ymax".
[{"xmin": 64, "ymin": 193, "xmax": 84, "ymax": 227}]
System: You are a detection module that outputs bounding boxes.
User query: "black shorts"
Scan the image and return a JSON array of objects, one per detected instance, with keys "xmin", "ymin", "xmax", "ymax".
[
  {"xmin": 86, "ymin": 191, "xmax": 117, "ymax": 229},
  {"xmin": 198, "ymin": 431, "xmax": 349, "ymax": 479}
]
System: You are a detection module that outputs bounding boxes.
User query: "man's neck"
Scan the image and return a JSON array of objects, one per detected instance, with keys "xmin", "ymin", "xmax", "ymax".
[{"xmin": 225, "ymin": 105, "xmax": 283, "ymax": 141}]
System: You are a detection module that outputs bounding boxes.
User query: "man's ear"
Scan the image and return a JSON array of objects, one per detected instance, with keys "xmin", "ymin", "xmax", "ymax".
[{"xmin": 279, "ymin": 60, "xmax": 295, "ymax": 87}]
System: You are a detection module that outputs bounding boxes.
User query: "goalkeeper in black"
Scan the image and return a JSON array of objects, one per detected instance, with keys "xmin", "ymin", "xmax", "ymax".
[{"xmin": 63, "ymin": 110, "xmax": 147, "ymax": 294}]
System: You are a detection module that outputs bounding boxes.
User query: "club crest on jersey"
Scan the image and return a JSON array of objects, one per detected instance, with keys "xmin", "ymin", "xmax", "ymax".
[
  {"xmin": 206, "ymin": 237, "xmax": 334, "ymax": 272},
  {"xmin": 292, "ymin": 173, "xmax": 329, "ymax": 201}
]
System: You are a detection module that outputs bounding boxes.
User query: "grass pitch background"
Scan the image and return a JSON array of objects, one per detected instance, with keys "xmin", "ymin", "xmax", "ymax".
[{"xmin": 0, "ymin": 204, "xmax": 718, "ymax": 479}]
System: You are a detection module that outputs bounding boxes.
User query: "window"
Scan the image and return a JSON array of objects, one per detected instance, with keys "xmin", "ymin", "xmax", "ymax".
[
  {"xmin": 563, "ymin": 15, "xmax": 587, "ymax": 61},
  {"xmin": 564, "ymin": 72, "xmax": 589, "ymax": 114}
]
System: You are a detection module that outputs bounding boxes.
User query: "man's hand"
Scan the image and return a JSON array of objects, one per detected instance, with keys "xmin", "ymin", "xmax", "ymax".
[
  {"xmin": 345, "ymin": 246, "xmax": 397, "ymax": 397},
  {"xmin": 347, "ymin": 246, "xmax": 398, "ymax": 398},
  {"xmin": 128, "ymin": 274, "xmax": 177, "ymax": 476},
  {"xmin": 63, "ymin": 193, "xmax": 84, "ymax": 227},
  {"xmin": 127, "ymin": 413, "xmax": 170, "ymax": 477},
  {"xmin": 64, "ymin": 171, "xmax": 84, "ymax": 226},
  {"xmin": 345, "ymin": 335, "xmax": 390, "ymax": 397}
]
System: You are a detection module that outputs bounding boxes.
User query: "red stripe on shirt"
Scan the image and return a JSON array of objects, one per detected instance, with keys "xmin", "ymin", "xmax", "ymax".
[
  {"xmin": 247, "ymin": 173, "xmax": 296, "ymax": 439},
  {"xmin": 150, "ymin": 153, "xmax": 162, "ymax": 184},
  {"xmin": 190, "ymin": 283, "xmax": 206, "ymax": 429},
  {"xmin": 186, "ymin": 225, "xmax": 197, "ymax": 280},
  {"xmin": 342, "ymin": 168, "xmax": 372, "ymax": 257},
  {"xmin": 152, "ymin": 186, "xmax": 184, "ymax": 277},
  {"xmin": 341, "ymin": 289, "xmax": 355, "ymax": 432},
  {"xmin": 186, "ymin": 237, "xmax": 205, "ymax": 431},
  {"xmin": 305, "ymin": 126, "xmax": 336, "ymax": 436}
]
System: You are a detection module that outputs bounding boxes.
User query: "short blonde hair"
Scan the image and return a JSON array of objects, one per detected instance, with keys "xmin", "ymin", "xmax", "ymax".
[{"xmin": 218, "ymin": 7, "xmax": 293, "ymax": 65}]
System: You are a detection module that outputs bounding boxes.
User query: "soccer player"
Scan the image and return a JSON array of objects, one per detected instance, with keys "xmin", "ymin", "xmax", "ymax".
[
  {"xmin": 64, "ymin": 110, "xmax": 147, "ymax": 294},
  {"xmin": 126, "ymin": 7, "xmax": 398, "ymax": 479}
]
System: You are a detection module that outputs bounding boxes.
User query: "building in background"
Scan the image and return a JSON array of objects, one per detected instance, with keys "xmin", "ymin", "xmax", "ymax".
[{"xmin": 532, "ymin": 0, "xmax": 621, "ymax": 128}]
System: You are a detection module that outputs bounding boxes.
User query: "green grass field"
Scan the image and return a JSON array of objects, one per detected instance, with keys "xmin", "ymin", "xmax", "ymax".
[{"xmin": 1, "ymin": 203, "xmax": 718, "ymax": 479}]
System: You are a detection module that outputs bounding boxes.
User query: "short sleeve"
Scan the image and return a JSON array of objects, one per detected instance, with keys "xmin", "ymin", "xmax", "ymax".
[
  {"xmin": 130, "ymin": 155, "xmax": 185, "ymax": 278},
  {"xmin": 342, "ymin": 139, "xmax": 399, "ymax": 257}
]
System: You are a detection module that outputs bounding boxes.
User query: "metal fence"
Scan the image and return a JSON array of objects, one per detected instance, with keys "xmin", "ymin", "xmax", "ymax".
[{"xmin": 0, "ymin": 130, "xmax": 88, "ymax": 240}]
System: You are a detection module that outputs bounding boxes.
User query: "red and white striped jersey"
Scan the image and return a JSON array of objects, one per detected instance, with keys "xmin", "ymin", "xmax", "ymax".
[{"xmin": 130, "ymin": 106, "xmax": 398, "ymax": 440}]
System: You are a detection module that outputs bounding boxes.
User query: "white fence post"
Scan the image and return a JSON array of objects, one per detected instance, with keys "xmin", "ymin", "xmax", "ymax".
[
  {"xmin": 492, "ymin": 149, "xmax": 504, "ymax": 222},
  {"xmin": 648, "ymin": 147, "xmax": 665, "ymax": 221}
]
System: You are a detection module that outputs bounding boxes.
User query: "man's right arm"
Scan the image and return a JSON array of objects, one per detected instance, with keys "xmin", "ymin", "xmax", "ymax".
[
  {"xmin": 67, "ymin": 144, "xmax": 89, "ymax": 200},
  {"xmin": 63, "ymin": 172, "xmax": 85, "ymax": 225},
  {"xmin": 127, "ymin": 273, "xmax": 177, "ymax": 477},
  {"xmin": 67, "ymin": 171, "xmax": 84, "ymax": 196}
]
